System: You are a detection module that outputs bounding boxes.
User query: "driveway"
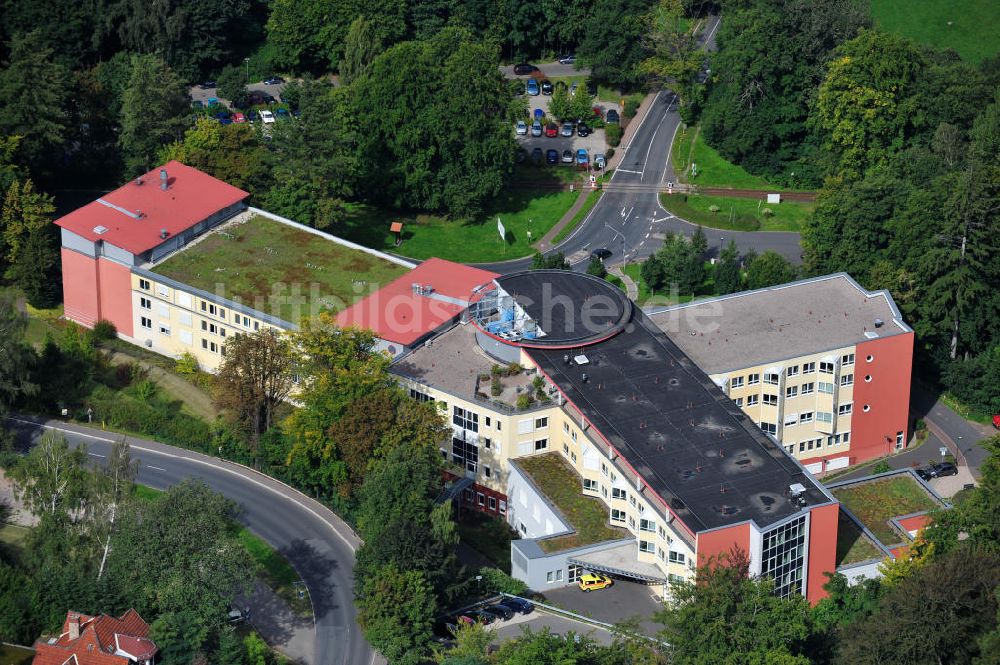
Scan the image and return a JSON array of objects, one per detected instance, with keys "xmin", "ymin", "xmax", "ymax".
[
  {"xmin": 911, "ymin": 383, "xmax": 995, "ymax": 476},
  {"xmin": 188, "ymin": 81, "xmax": 289, "ymax": 108},
  {"xmin": 501, "ymin": 61, "xmax": 591, "ymax": 79},
  {"xmin": 491, "ymin": 611, "xmax": 614, "ymax": 646},
  {"xmin": 540, "ymin": 580, "xmax": 664, "ymax": 638}
]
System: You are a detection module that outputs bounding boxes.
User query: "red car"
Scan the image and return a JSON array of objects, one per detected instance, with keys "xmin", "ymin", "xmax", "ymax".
[
  {"xmin": 992, "ymin": 414, "xmax": 1000, "ymax": 429},
  {"xmin": 544, "ymin": 123, "xmax": 559, "ymax": 138},
  {"xmin": 232, "ymin": 112, "xmax": 247, "ymax": 123}
]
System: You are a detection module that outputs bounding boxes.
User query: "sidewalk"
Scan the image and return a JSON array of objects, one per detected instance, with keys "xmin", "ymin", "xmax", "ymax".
[
  {"xmin": 608, "ymin": 265, "xmax": 638, "ymax": 300},
  {"xmin": 240, "ymin": 580, "xmax": 315, "ymax": 665},
  {"xmin": 535, "ymin": 188, "xmax": 598, "ymax": 252}
]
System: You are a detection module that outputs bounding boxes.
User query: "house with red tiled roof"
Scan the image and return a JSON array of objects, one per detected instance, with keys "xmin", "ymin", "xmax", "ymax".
[{"xmin": 32, "ymin": 609, "xmax": 157, "ymax": 665}]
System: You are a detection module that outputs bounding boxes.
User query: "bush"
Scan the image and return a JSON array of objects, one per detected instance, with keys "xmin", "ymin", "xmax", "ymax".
[
  {"xmin": 624, "ymin": 97, "xmax": 640, "ymax": 118},
  {"xmin": 515, "ymin": 393, "xmax": 533, "ymax": 410},
  {"xmin": 605, "ymin": 147, "xmax": 615, "ymax": 160},
  {"xmin": 506, "ymin": 362, "xmax": 523, "ymax": 376},
  {"xmin": 477, "ymin": 567, "xmax": 528, "ymax": 596},
  {"xmin": 605, "ymin": 123, "xmax": 623, "ymax": 147},
  {"xmin": 761, "ymin": 207, "xmax": 774, "ymax": 217},
  {"xmin": 175, "ymin": 352, "xmax": 199, "ymax": 375},
  {"xmin": 872, "ymin": 459, "xmax": 892, "ymax": 474},
  {"xmin": 91, "ymin": 319, "xmax": 117, "ymax": 342},
  {"xmin": 490, "ymin": 377, "xmax": 502, "ymax": 397},
  {"xmin": 708, "ymin": 205, "xmax": 721, "ymax": 213}
]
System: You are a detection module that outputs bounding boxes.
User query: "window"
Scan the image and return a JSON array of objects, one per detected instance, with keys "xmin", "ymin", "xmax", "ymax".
[
  {"xmin": 483, "ymin": 465, "xmax": 492, "ymax": 478},
  {"xmin": 764, "ymin": 372, "xmax": 780, "ymax": 385},
  {"xmin": 843, "ymin": 432, "xmax": 851, "ymax": 443},
  {"xmin": 202, "ymin": 339, "xmax": 208, "ymax": 349},
  {"xmin": 639, "ymin": 540, "xmax": 655, "ymax": 554},
  {"xmin": 762, "ymin": 394, "xmax": 778, "ymax": 406},
  {"xmin": 546, "ymin": 571, "xmax": 554, "ymax": 583},
  {"xmin": 799, "ymin": 412, "xmax": 813, "ymax": 424},
  {"xmin": 601, "ymin": 485, "xmax": 608, "ymax": 498},
  {"xmin": 484, "ymin": 416, "xmax": 491, "ymax": 428},
  {"xmin": 562, "ymin": 442, "xmax": 569, "ymax": 455},
  {"xmin": 799, "ymin": 442, "xmax": 806, "ymax": 453},
  {"xmin": 409, "ymin": 388, "xmax": 434, "ymax": 403},
  {"xmin": 611, "ymin": 488, "xmax": 627, "ymax": 500},
  {"xmin": 819, "ymin": 361, "xmax": 835, "ymax": 374},
  {"xmin": 784, "ymin": 414, "xmax": 798, "ymax": 427},
  {"xmin": 838, "ymin": 403, "xmax": 853, "ymax": 416},
  {"xmin": 896, "ymin": 431, "xmax": 904, "ymax": 449},
  {"xmin": 866, "ymin": 354, "xmax": 874, "ymax": 363},
  {"xmin": 601, "ymin": 462, "xmax": 608, "ymax": 477},
  {"xmin": 571, "ymin": 430, "xmax": 577, "ymax": 441},
  {"xmin": 138, "ymin": 278, "xmax": 150, "ymax": 291},
  {"xmin": 209, "ymin": 342, "xmax": 218, "ymax": 353},
  {"xmin": 734, "ymin": 397, "xmax": 744, "ymax": 407},
  {"xmin": 668, "ymin": 551, "xmax": 686, "ymax": 564},
  {"xmin": 488, "ymin": 497, "xmax": 497, "ymax": 511},
  {"xmin": 140, "ymin": 317, "xmax": 152, "ymax": 329},
  {"xmin": 786, "ymin": 365, "xmax": 799, "ymax": 377},
  {"xmin": 800, "ymin": 382, "xmax": 815, "ymax": 395},
  {"xmin": 786, "ymin": 386, "xmax": 798, "ymax": 398},
  {"xmin": 219, "ymin": 308, "xmax": 226, "ymax": 320},
  {"xmin": 668, "ymin": 573, "xmax": 685, "ymax": 584},
  {"xmin": 568, "ymin": 564, "xmax": 582, "ymax": 583},
  {"xmin": 747, "ymin": 373, "xmax": 760, "ymax": 386},
  {"xmin": 785, "ymin": 445, "xmax": 795, "ymax": 455},
  {"xmin": 658, "ymin": 547, "xmax": 666, "ymax": 561},
  {"xmin": 452, "ymin": 436, "xmax": 479, "ymax": 473},
  {"xmin": 802, "ymin": 362, "xmax": 816, "ymax": 374},
  {"xmin": 840, "ymin": 373, "xmax": 854, "ymax": 386},
  {"xmin": 499, "ymin": 501, "xmax": 507, "ymax": 515},
  {"xmin": 563, "ymin": 422, "xmax": 570, "ymax": 433},
  {"xmin": 761, "ymin": 422, "xmax": 777, "ymax": 435},
  {"xmin": 610, "ymin": 509, "xmax": 626, "ymax": 523},
  {"xmin": 731, "ymin": 376, "xmax": 744, "ymax": 389},
  {"xmin": 571, "ymin": 451, "xmax": 577, "ymax": 462},
  {"xmin": 583, "ymin": 478, "xmax": 598, "ymax": 492},
  {"xmin": 453, "ymin": 406, "xmax": 479, "ymax": 432},
  {"xmin": 639, "ymin": 518, "xmax": 655, "ymax": 532},
  {"xmin": 761, "ymin": 516, "xmax": 807, "ymax": 598},
  {"xmin": 817, "ymin": 412, "xmax": 833, "ymax": 424},
  {"xmin": 746, "ymin": 395, "xmax": 759, "ymax": 406},
  {"xmin": 158, "ymin": 324, "xmax": 170, "ymax": 336},
  {"xmin": 140, "ymin": 297, "xmax": 151, "ymax": 309},
  {"xmin": 842, "ymin": 353, "xmax": 855, "ymax": 366},
  {"xmin": 818, "ymin": 382, "xmax": 835, "ymax": 394},
  {"xmin": 477, "ymin": 492, "xmax": 485, "ymax": 506},
  {"xmin": 535, "ymin": 417, "xmax": 548, "ymax": 429},
  {"xmin": 863, "ymin": 404, "xmax": 871, "ymax": 412},
  {"xmin": 534, "ymin": 438, "xmax": 548, "ymax": 451},
  {"xmin": 629, "ymin": 495, "xmax": 637, "ymax": 507},
  {"xmin": 864, "ymin": 374, "xmax": 872, "ymax": 383},
  {"xmin": 556, "ymin": 569, "xmax": 563, "ymax": 582},
  {"xmin": 628, "ymin": 516, "xmax": 636, "ymax": 528}
]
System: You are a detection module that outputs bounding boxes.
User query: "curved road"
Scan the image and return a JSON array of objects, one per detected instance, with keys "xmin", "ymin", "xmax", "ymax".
[
  {"xmin": 479, "ymin": 16, "xmax": 803, "ymax": 275},
  {"xmin": 5, "ymin": 415, "xmax": 379, "ymax": 665}
]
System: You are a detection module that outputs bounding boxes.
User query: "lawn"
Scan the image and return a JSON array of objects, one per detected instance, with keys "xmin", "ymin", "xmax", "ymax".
[
  {"xmin": 337, "ymin": 190, "xmax": 579, "ymax": 263},
  {"xmin": 0, "ymin": 645, "xmax": 34, "ymax": 665},
  {"xmin": 152, "ymin": 215, "xmax": 409, "ymax": 324},
  {"xmin": 872, "ymin": 0, "xmax": 999, "ymax": 63},
  {"xmin": 672, "ymin": 125, "xmax": 778, "ymax": 190},
  {"xmin": 835, "ymin": 510, "xmax": 883, "ymax": 566},
  {"xmin": 622, "ymin": 262, "xmax": 714, "ymax": 307},
  {"xmin": 830, "ymin": 476, "xmax": 940, "ymax": 546},
  {"xmin": 0, "ymin": 524, "xmax": 30, "ymax": 564},
  {"xmin": 515, "ymin": 453, "xmax": 625, "ymax": 553},
  {"xmin": 457, "ymin": 511, "xmax": 517, "ymax": 573},
  {"xmin": 552, "ymin": 190, "xmax": 602, "ymax": 245},
  {"xmin": 660, "ymin": 193, "xmax": 813, "ymax": 232}
]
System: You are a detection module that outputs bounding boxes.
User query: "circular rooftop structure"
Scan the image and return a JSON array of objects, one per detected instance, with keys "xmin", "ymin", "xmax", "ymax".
[{"xmin": 468, "ymin": 270, "xmax": 632, "ymax": 349}]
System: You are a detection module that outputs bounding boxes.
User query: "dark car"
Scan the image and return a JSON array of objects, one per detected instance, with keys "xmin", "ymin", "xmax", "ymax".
[
  {"xmin": 464, "ymin": 611, "xmax": 495, "ymax": 625},
  {"xmin": 917, "ymin": 462, "xmax": 958, "ymax": 480},
  {"xmin": 276, "ymin": 107, "xmax": 291, "ymax": 120},
  {"xmin": 513, "ymin": 63, "xmax": 536, "ymax": 75},
  {"xmin": 198, "ymin": 81, "xmax": 216, "ymax": 89},
  {"xmin": 546, "ymin": 149, "xmax": 559, "ymax": 165},
  {"xmin": 263, "ymin": 76, "xmax": 285, "ymax": 85},
  {"xmin": 263, "ymin": 94, "xmax": 277, "ymax": 104},
  {"xmin": 590, "ymin": 248, "xmax": 613, "ymax": 261},
  {"xmin": 561, "ymin": 149, "xmax": 573, "ymax": 164},
  {"xmin": 558, "ymin": 54, "xmax": 576, "ymax": 65},
  {"xmin": 531, "ymin": 147, "xmax": 543, "ymax": 164},
  {"xmin": 498, "ymin": 598, "xmax": 534, "ymax": 615},
  {"xmin": 541, "ymin": 79, "xmax": 553, "ymax": 95},
  {"xmin": 544, "ymin": 122, "xmax": 559, "ymax": 138},
  {"xmin": 586, "ymin": 78, "xmax": 597, "ymax": 96},
  {"xmin": 576, "ymin": 122, "xmax": 591, "ymax": 137},
  {"xmin": 606, "ymin": 109, "xmax": 620, "ymax": 124},
  {"xmin": 191, "ymin": 100, "xmax": 204, "ymax": 109},
  {"xmin": 516, "ymin": 148, "xmax": 527, "ymax": 163},
  {"xmin": 481, "ymin": 605, "xmax": 514, "ymax": 621}
]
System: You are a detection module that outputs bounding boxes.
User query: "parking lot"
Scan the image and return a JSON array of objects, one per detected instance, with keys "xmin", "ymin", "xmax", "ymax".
[
  {"xmin": 188, "ymin": 81, "xmax": 288, "ymax": 108},
  {"xmin": 517, "ymin": 92, "xmax": 608, "ymax": 164},
  {"xmin": 540, "ymin": 579, "xmax": 665, "ymax": 638}
]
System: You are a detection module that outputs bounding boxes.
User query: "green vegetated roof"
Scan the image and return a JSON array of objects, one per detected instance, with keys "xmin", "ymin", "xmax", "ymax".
[
  {"xmin": 830, "ymin": 475, "xmax": 940, "ymax": 547},
  {"xmin": 835, "ymin": 509, "xmax": 883, "ymax": 567},
  {"xmin": 516, "ymin": 453, "xmax": 626, "ymax": 554},
  {"xmin": 152, "ymin": 215, "xmax": 408, "ymax": 325}
]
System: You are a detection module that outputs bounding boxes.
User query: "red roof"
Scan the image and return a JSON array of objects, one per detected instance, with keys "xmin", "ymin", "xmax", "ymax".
[
  {"xmin": 336, "ymin": 258, "xmax": 498, "ymax": 347},
  {"xmin": 32, "ymin": 609, "xmax": 156, "ymax": 665},
  {"xmin": 54, "ymin": 161, "xmax": 249, "ymax": 255},
  {"xmin": 897, "ymin": 514, "xmax": 932, "ymax": 535}
]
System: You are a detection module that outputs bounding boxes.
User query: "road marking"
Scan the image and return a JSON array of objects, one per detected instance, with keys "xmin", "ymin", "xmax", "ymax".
[
  {"xmin": 626, "ymin": 206, "xmax": 634, "ymax": 220},
  {"xmin": 88, "ymin": 452, "xmax": 106, "ymax": 458},
  {"xmin": 645, "ymin": 233, "xmax": 650, "ymax": 238},
  {"xmin": 608, "ymin": 91, "xmax": 661, "ymax": 184},
  {"xmin": 616, "ymin": 169, "xmax": 642, "ymax": 175},
  {"xmin": 702, "ymin": 16, "xmax": 722, "ymax": 45},
  {"xmin": 663, "ymin": 108, "xmax": 682, "ymax": 184},
  {"xmin": 148, "ymin": 465, "xmax": 165, "ymax": 471},
  {"xmin": 651, "ymin": 217, "xmax": 672, "ymax": 223}
]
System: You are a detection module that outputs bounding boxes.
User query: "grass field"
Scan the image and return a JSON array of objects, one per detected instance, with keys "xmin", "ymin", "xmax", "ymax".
[
  {"xmin": 831, "ymin": 476, "xmax": 940, "ymax": 546},
  {"xmin": 871, "ymin": 0, "xmax": 999, "ymax": 63},
  {"xmin": 552, "ymin": 190, "xmax": 602, "ymax": 245},
  {"xmin": 338, "ymin": 190, "xmax": 579, "ymax": 263},
  {"xmin": 516, "ymin": 453, "xmax": 625, "ymax": 553},
  {"xmin": 153, "ymin": 215, "xmax": 408, "ymax": 324},
  {"xmin": 672, "ymin": 125, "xmax": 778, "ymax": 190},
  {"xmin": 0, "ymin": 645, "xmax": 33, "ymax": 665},
  {"xmin": 457, "ymin": 512, "xmax": 517, "ymax": 573},
  {"xmin": 660, "ymin": 193, "xmax": 813, "ymax": 232},
  {"xmin": 836, "ymin": 511, "xmax": 884, "ymax": 566}
]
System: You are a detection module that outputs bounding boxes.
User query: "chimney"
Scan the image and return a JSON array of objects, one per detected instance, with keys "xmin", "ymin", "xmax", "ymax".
[
  {"xmin": 68, "ymin": 613, "xmax": 80, "ymax": 640},
  {"xmin": 160, "ymin": 228, "xmax": 169, "ymax": 239},
  {"xmin": 160, "ymin": 168, "xmax": 168, "ymax": 191}
]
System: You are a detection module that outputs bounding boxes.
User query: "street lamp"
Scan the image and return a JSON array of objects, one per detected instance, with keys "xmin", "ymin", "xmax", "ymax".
[
  {"xmin": 604, "ymin": 223, "xmax": 626, "ymax": 262},
  {"xmin": 244, "ymin": 57, "xmax": 250, "ymax": 83}
]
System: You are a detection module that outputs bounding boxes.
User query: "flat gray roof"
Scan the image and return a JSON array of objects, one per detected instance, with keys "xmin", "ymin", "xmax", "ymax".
[
  {"xmin": 389, "ymin": 324, "xmax": 493, "ymax": 401},
  {"xmin": 647, "ymin": 273, "xmax": 910, "ymax": 375}
]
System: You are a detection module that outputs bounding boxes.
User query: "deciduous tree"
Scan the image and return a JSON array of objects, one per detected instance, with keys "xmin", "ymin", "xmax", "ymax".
[
  {"xmin": 357, "ymin": 563, "xmax": 437, "ymax": 665},
  {"xmin": 744, "ymin": 250, "xmax": 796, "ymax": 289},
  {"xmin": 119, "ymin": 54, "xmax": 189, "ymax": 176},
  {"xmin": 10, "ymin": 431, "xmax": 88, "ymax": 519}
]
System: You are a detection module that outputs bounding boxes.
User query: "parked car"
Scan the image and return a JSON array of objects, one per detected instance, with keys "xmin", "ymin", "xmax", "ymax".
[
  {"xmin": 465, "ymin": 611, "xmax": 495, "ymax": 625},
  {"xmin": 541, "ymin": 79, "xmax": 553, "ymax": 95},
  {"xmin": 526, "ymin": 78, "xmax": 540, "ymax": 96},
  {"xmin": 498, "ymin": 598, "xmax": 534, "ymax": 615},
  {"xmin": 594, "ymin": 153, "xmax": 606, "ymax": 169},
  {"xmin": 259, "ymin": 110, "xmax": 276, "ymax": 124},
  {"xmin": 570, "ymin": 82, "xmax": 578, "ymax": 97},
  {"xmin": 576, "ymin": 148, "xmax": 589, "ymax": 167},
  {"xmin": 586, "ymin": 79, "xmax": 597, "ymax": 96},
  {"xmin": 560, "ymin": 122, "xmax": 574, "ymax": 137},
  {"xmin": 992, "ymin": 414, "xmax": 1000, "ymax": 429},
  {"xmin": 578, "ymin": 573, "xmax": 613, "ymax": 592},
  {"xmin": 232, "ymin": 112, "xmax": 247, "ymax": 123},
  {"xmin": 513, "ymin": 63, "xmax": 536, "ymax": 75},
  {"xmin": 263, "ymin": 76, "xmax": 285, "ymax": 85},
  {"xmin": 544, "ymin": 123, "xmax": 559, "ymax": 138},
  {"xmin": 481, "ymin": 604, "xmax": 513, "ymax": 621},
  {"xmin": 531, "ymin": 147, "xmax": 543, "ymax": 164},
  {"xmin": 207, "ymin": 97, "xmax": 220, "ymax": 107},
  {"xmin": 576, "ymin": 122, "xmax": 591, "ymax": 137},
  {"xmin": 191, "ymin": 100, "xmax": 204, "ymax": 109},
  {"xmin": 916, "ymin": 462, "xmax": 959, "ymax": 480},
  {"xmin": 561, "ymin": 149, "xmax": 574, "ymax": 163},
  {"xmin": 606, "ymin": 109, "xmax": 620, "ymax": 124},
  {"xmin": 590, "ymin": 248, "xmax": 612, "ymax": 261},
  {"xmin": 558, "ymin": 54, "xmax": 576, "ymax": 65},
  {"xmin": 531, "ymin": 120, "xmax": 543, "ymax": 137},
  {"xmin": 534, "ymin": 108, "xmax": 545, "ymax": 120},
  {"xmin": 263, "ymin": 93, "xmax": 277, "ymax": 104},
  {"xmin": 276, "ymin": 107, "xmax": 291, "ymax": 120},
  {"xmin": 516, "ymin": 120, "xmax": 528, "ymax": 135},
  {"xmin": 546, "ymin": 149, "xmax": 559, "ymax": 165},
  {"xmin": 198, "ymin": 81, "xmax": 217, "ymax": 89},
  {"xmin": 516, "ymin": 148, "xmax": 527, "ymax": 163}
]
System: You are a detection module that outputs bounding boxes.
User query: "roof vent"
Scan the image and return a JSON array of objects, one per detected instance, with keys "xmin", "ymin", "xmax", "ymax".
[
  {"xmin": 789, "ymin": 483, "xmax": 806, "ymax": 498},
  {"xmin": 160, "ymin": 228, "xmax": 169, "ymax": 239},
  {"xmin": 573, "ymin": 354, "xmax": 590, "ymax": 365},
  {"xmin": 135, "ymin": 177, "xmax": 143, "ymax": 186},
  {"xmin": 93, "ymin": 225, "xmax": 108, "ymax": 235},
  {"xmin": 160, "ymin": 168, "xmax": 168, "ymax": 191},
  {"xmin": 874, "ymin": 318, "xmax": 884, "ymax": 328}
]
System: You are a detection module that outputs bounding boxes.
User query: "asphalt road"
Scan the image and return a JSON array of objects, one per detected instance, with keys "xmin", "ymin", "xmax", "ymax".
[
  {"xmin": 5, "ymin": 416, "xmax": 380, "ymax": 665},
  {"xmin": 480, "ymin": 16, "xmax": 804, "ymax": 276}
]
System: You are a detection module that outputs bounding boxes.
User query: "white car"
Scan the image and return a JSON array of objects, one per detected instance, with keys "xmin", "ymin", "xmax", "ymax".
[
  {"xmin": 259, "ymin": 110, "xmax": 276, "ymax": 124},
  {"xmin": 516, "ymin": 120, "xmax": 527, "ymax": 135}
]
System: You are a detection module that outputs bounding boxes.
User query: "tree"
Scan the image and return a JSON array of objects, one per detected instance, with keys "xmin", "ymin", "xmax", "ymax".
[
  {"xmin": 714, "ymin": 239, "xmax": 742, "ymax": 294},
  {"xmin": 655, "ymin": 550, "xmax": 813, "ymax": 664},
  {"xmin": 744, "ymin": 250, "xmax": 796, "ymax": 290},
  {"xmin": 161, "ymin": 118, "xmax": 267, "ymax": 194},
  {"xmin": 216, "ymin": 64, "xmax": 247, "ymax": 107},
  {"xmin": 532, "ymin": 252, "xmax": 571, "ymax": 270},
  {"xmin": 640, "ymin": 0, "xmax": 701, "ymax": 101},
  {"xmin": 924, "ymin": 435, "xmax": 1000, "ymax": 555},
  {"xmin": 87, "ymin": 438, "xmax": 138, "ymax": 580},
  {"xmin": 356, "ymin": 563, "xmax": 437, "ymax": 665},
  {"xmin": 355, "ymin": 443, "xmax": 443, "ymax": 543},
  {"xmin": 0, "ymin": 31, "xmax": 72, "ymax": 175},
  {"xmin": 1, "ymin": 179, "xmax": 55, "ymax": 268},
  {"xmin": 214, "ymin": 329, "xmax": 297, "ymax": 453},
  {"xmin": 5, "ymin": 221, "xmax": 59, "ymax": 307},
  {"xmin": 586, "ymin": 256, "xmax": 608, "ymax": 279},
  {"xmin": 119, "ymin": 54, "xmax": 189, "ymax": 176},
  {"xmin": 0, "ymin": 291, "xmax": 37, "ymax": 412},
  {"xmin": 341, "ymin": 17, "xmax": 383, "ymax": 86},
  {"xmin": 577, "ymin": 0, "xmax": 652, "ymax": 88},
  {"xmin": 9, "ymin": 431, "xmax": 88, "ymax": 519},
  {"xmin": 642, "ymin": 233, "xmax": 701, "ymax": 294},
  {"xmin": 214, "ymin": 627, "xmax": 246, "ymax": 665}
]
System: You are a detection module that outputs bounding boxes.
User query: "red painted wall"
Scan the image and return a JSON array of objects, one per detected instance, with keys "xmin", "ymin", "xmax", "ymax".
[
  {"xmin": 97, "ymin": 258, "xmax": 134, "ymax": 337},
  {"xmin": 850, "ymin": 333, "xmax": 914, "ymax": 464},
  {"xmin": 806, "ymin": 503, "xmax": 839, "ymax": 604},
  {"xmin": 695, "ymin": 523, "xmax": 751, "ymax": 569},
  {"xmin": 61, "ymin": 248, "xmax": 99, "ymax": 328}
]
